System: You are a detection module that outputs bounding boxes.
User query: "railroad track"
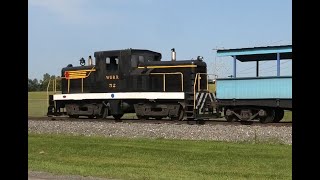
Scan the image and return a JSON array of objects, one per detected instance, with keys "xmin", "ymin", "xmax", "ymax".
[{"xmin": 28, "ymin": 116, "xmax": 292, "ymax": 127}]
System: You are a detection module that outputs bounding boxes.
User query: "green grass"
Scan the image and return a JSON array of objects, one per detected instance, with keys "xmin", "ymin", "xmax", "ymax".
[
  {"xmin": 28, "ymin": 91, "xmax": 52, "ymax": 117},
  {"xmin": 28, "ymin": 91, "xmax": 63, "ymax": 117},
  {"xmin": 283, "ymin": 111, "xmax": 292, "ymax": 122},
  {"xmin": 208, "ymin": 83, "xmax": 216, "ymax": 93},
  {"xmin": 29, "ymin": 133, "xmax": 292, "ymax": 180}
]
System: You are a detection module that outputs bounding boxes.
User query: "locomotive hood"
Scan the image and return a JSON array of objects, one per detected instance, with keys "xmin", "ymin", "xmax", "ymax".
[{"xmin": 139, "ymin": 59, "xmax": 207, "ymax": 67}]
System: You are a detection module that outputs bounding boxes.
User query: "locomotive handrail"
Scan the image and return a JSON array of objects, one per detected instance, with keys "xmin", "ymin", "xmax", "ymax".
[
  {"xmin": 57, "ymin": 66, "xmax": 96, "ymax": 93},
  {"xmin": 46, "ymin": 79, "xmax": 52, "ymax": 106},
  {"xmin": 149, "ymin": 72, "xmax": 184, "ymax": 92},
  {"xmin": 46, "ymin": 66, "xmax": 96, "ymax": 102},
  {"xmin": 64, "ymin": 66, "xmax": 96, "ymax": 93},
  {"xmin": 193, "ymin": 73, "xmax": 218, "ymax": 109}
]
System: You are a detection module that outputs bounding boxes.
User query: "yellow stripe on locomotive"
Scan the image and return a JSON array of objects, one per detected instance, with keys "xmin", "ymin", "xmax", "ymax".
[{"xmin": 64, "ymin": 69, "xmax": 96, "ymax": 79}]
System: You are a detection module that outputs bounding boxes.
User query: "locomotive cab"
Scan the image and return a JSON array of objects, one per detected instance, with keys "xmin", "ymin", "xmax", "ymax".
[
  {"xmin": 60, "ymin": 49, "xmax": 162, "ymax": 94},
  {"xmin": 93, "ymin": 49, "xmax": 162, "ymax": 92}
]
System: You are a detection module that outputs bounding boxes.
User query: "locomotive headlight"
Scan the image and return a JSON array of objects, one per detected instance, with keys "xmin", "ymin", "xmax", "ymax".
[
  {"xmin": 79, "ymin": 57, "xmax": 86, "ymax": 66},
  {"xmin": 197, "ymin": 56, "xmax": 203, "ymax": 61}
]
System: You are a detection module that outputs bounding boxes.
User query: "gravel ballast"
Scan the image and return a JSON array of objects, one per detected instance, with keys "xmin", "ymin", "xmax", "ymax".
[{"xmin": 28, "ymin": 120, "xmax": 292, "ymax": 145}]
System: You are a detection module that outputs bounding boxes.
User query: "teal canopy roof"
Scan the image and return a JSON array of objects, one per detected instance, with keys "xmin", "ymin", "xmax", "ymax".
[{"xmin": 216, "ymin": 45, "xmax": 292, "ymax": 62}]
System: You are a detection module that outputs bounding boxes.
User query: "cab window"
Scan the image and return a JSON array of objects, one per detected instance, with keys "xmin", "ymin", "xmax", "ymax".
[
  {"xmin": 131, "ymin": 55, "xmax": 145, "ymax": 67},
  {"xmin": 106, "ymin": 56, "xmax": 119, "ymax": 71}
]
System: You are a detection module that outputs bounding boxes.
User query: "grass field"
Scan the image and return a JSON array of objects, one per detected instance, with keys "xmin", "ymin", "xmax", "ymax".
[
  {"xmin": 28, "ymin": 91, "xmax": 56, "ymax": 117},
  {"xmin": 29, "ymin": 133, "xmax": 292, "ymax": 180}
]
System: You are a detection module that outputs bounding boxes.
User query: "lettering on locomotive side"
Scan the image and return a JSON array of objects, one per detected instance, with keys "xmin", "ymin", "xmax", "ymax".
[
  {"xmin": 106, "ymin": 75, "xmax": 119, "ymax": 80},
  {"xmin": 108, "ymin": 83, "xmax": 116, "ymax": 88},
  {"xmin": 106, "ymin": 74, "xmax": 118, "ymax": 88}
]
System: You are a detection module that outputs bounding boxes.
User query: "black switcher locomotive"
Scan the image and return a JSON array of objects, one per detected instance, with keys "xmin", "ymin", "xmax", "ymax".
[{"xmin": 47, "ymin": 48, "xmax": 219, "ymax": 120}]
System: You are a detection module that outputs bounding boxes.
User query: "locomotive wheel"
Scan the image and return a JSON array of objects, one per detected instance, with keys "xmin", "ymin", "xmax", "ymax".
[
  {"xmin": 69, "ymin": 115, "xmax": 79, "ymax": 118},
  {"xmin": 224, "ymin": 108, "xmax": 237, "ymax": 122},
  {"xmin": 113, "ymin": 114, "xmax": 123, "ymax": 120},
  {"xmin": 273, "ymin": 109, "xmax": 284, "ymax": 123},
  {"xmin": 88, "ymin": 115, "xmax": 95, "ymax": 119},
  {"xmin": 225, "ymin": 115, "xmax": 237, "ymax": 122},
  {"xmin": 171, "ymin": 105, "xmax": 185, "ymax": 121},
  {"xmin": 97, "ymin": 107, "xmax": 109, "ymax": 119},
  {"xmin": 137, "ymin": 115, "xmax": 145, "ymax": 120},
  {"xmin": 259, "ymin": 109, "xmax": 275, "ymax": 123}
]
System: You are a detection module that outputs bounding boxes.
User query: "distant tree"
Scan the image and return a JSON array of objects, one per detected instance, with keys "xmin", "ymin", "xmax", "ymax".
[
  {"xmin": 55, "ymin": 76, "xmax": 61, "ymax": 91},
  {"xmin": 39, "ymin": 73, "xmax": 51, "ymax": 91},
  {"xmin": 28, "ymin": 73, "xmax": 62, "ymax": 91},
  {"xmin": 47, "ymin": 75, "xmax": 61, "ymax": 91},
  {"xmin": 28, "ymin": 78, "xmax": 40, "ymax": 91}
]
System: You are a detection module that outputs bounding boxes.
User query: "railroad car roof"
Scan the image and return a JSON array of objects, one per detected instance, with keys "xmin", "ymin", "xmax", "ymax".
[{"xmin": 216, "ymin": 45, "xmax": 292, "ymax": 62}]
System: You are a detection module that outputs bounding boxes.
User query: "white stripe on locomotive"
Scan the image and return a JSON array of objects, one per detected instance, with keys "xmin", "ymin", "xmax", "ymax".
[{"xmin": 53, "ymin": 92, "xmax": 185, "ymax": 100}]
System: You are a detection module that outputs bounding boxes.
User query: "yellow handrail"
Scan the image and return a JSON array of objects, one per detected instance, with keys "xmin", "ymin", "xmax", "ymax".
[
  {"xmin": 60, "ymin": 66, "xmax": 96, "ymax": 93},
  {"xmin": 46, "ymin": 79, "xmax": 51, "ymax": 106},
  {"xmin": 193, "ymin": 73, "xmax": 198, "ymax": 108},
  {"xmin": 193, "ymin": 73, "xmax": 218, "ymax": 109}
]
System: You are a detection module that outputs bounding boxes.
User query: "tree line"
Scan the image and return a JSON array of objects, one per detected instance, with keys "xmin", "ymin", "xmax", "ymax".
[{"xmin": 28, "ymin": 73, "xmax": 61, "ymax": 91}]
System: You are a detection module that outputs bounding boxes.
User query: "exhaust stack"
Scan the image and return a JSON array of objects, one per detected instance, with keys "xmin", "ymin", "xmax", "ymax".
[
  {"xmin": 88, "ymin": 56, "xmax": 93, "ymax": 65},
  {"xmin": 171, "ymin": 48, "xmax": 176, "ymax": 61}
]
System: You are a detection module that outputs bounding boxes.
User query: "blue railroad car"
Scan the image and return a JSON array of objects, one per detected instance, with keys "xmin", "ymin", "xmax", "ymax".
[{"xmin": 216, "ymin": 45, "xmax": 292, "ymax": 123}]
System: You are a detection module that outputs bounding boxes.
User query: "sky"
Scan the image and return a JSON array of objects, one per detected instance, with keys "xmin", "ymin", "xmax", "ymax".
[{"xmin": 28, "ymin": 0, "xmax": 292, "ymax": 80}]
